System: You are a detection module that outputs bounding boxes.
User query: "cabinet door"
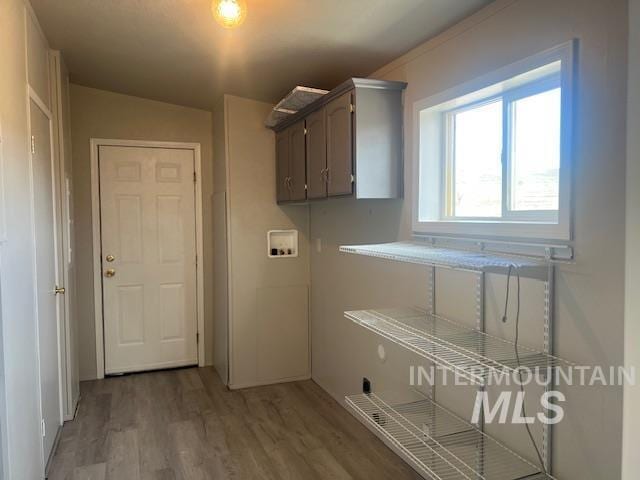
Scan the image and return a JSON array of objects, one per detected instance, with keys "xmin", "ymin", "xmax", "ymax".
[
  {"xmin": 326, "ymin": 91, "xmax": 353, "ymax": 196},
  {"xmin": 288, "ymin": 120, "xmax": 307, "ymax": 202},
  {"xmin": 275, "ymin": 129, "xmax": 290, "ymax": 202},
  {"xmin": 305, "ymin": 108, "xmax": 327, "ymax": 199}
]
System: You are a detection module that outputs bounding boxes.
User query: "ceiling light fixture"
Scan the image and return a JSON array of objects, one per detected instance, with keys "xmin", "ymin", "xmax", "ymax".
[{"xmin": 212, "ymin": 0, "xmax": 247, "ymax": 29}]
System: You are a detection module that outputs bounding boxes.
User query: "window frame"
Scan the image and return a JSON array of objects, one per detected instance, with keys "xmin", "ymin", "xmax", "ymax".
[{"xmin": 412, "ymin": 41, "xmax": 575, "ymax": 241}]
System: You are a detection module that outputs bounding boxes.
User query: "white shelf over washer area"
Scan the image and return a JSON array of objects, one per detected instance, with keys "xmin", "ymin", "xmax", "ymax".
[
  {"xmin": 346, "ymin": 391, "xmax": 554, "ymax": 480},
  {"xmin": 264, "ymin": 86, "xmax": 329, "ymax": 128},
  {"xmin": 345, "ymin": 307, "xmax": 571, "ymax": 385},
  {"xmin": 339, "ymin": 241, "xmax": 549, "ymax": 279}
]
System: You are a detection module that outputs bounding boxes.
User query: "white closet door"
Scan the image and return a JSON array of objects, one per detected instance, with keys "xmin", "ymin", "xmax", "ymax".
[
  {"xmin": 99, "ymin": 146, "xmax": 197, "ymax": 374},
  {"xmin": 30, "ymin": 99, "xmax": 62, "ymax": 464}
]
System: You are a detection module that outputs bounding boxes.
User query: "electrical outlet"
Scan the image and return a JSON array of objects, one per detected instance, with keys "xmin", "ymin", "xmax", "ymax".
[{"xmin": 362, "ymin": 377, "xmax": 371, "ymax": 394}]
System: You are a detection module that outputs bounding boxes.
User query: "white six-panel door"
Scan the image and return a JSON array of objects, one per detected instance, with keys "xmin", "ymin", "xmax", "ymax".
[{"xmin": 99, "ymin": 145, "xmax": 198, "ymax": 374}]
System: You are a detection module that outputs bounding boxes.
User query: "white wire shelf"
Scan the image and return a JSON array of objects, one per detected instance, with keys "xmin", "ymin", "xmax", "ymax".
[
  {"xmin": 345, "ymin": 308, "xmax": 570, "ymax": 385},
  {"xmin": 265, "ymin": 86, "xmax": 328, "ymax": 128},
  {"xmin": 339, "ymin": 242, "xmax": 549, "ymax": 279},
  {"xmin": 346, "ymin": 391, "xmax": 553, "ymax": 480}
]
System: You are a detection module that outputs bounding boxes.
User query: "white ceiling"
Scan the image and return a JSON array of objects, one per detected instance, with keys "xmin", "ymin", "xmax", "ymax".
[{"xmin": 31, "ymin": 0, "xmax": 491, "ymax": 109}]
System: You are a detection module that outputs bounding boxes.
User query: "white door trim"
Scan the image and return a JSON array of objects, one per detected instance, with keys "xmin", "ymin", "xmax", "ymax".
[
  {"xmin": 90, "ymin": 138, "xmax": 205, "ymax": 379},
  {"xmin": 49, "ymin": 51, "xmax": 78, "ymax": 422}
]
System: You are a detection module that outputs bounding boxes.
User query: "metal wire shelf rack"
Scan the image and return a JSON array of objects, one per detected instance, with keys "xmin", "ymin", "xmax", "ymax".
[
  {"xmin": 345, "ymin": 307, "xmax": 571, "ymax": 385},
  {"xmin": 346, "ymin": 391, "xmax": 554, "ymax": 480},
  {"xmin": 339, "ymin": 242, "xmax": 549, "ymax": 279},
  {"xmin": 340, "ymin": 239, "xmax": 563, "ymax": 475}
]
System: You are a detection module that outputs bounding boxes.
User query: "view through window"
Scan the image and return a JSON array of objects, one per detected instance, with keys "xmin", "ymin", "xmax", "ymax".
[{"xmin": 445, "ymin": 78, "xmax": 561, "ymax": 220}]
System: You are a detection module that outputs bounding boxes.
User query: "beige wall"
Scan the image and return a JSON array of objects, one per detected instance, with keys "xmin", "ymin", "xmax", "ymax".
[
  {"xmin": 623, "ymin": 0, "xmax": 639, "ymax": 478},
  {"xmin": 0, "ymin": 1, "xmax": 56, "ymax": 478},
  {"xmin": 70, "ymin": 85, "xmax": 214, "ymax": 380},
  {"xmin": 214, "ymin": 95, "xmax": 310, "ymax": 389},
  {"xmin": 310, "ymin": 0, "xmax": 628, "ymax": 478}
]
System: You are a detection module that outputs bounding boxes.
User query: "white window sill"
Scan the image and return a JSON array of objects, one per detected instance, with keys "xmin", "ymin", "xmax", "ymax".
[{"xmin": 413, "ymin": 219, "xmax": 570, "ymax": 242}]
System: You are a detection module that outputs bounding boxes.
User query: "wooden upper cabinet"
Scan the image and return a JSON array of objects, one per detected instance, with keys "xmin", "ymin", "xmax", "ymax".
[
  {"xmin": 275, "ymin": 120, "xmax": 307, "ymax": 203},
  {"xmin": 326, "ymin": 92, "xmax": 353, "ymax": 197},
  {"xmin": 288, "ymin": 120, "xmax": 307, "ymax": 202},
  {"xmin": 275, "ymin": 129, "xmax": 289, "ymax": 203},
  {"xmin": 272, "ymin": 78, "xmax": 406, "ymax": 204},
  {"xmin": 305, "ymin": 108, "xmax": 327, "ymax": 199}
]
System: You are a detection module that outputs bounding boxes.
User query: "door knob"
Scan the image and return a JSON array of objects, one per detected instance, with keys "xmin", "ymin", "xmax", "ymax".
[
  {"xmin": 55, "ymin": 286, "xmax": 65, "ymax": 295},
  {"xmin": 106, "ymin": 254, "xmax": 115, "ymax": 262},
  {"xmin": 104, "ymin": 269, "xmax": 116, "ymax": 278}
]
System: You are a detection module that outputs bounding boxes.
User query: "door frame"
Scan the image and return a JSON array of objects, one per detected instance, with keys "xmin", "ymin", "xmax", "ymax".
[
  {"xmin": 90, "ymin": 138, "xmax": 205, "ymax": 379},
  {"xmin": 49, "ymin": 51, "xmax": 78, "ymax": 421}
]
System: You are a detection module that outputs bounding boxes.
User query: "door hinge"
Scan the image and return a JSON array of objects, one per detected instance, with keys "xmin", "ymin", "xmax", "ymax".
[
  {"xmin": 304, "ymin": 127, "xmax": 308, "ymax": 135},
  {"xmin": 351, "ymin": 174, "xmax": 355, "ymax": 183},
  {"xmin": 195, "ymin": 254, "xmax": 198, "ymax": 266},
  {"xmin": 196, "ymin": 332, "xmax": 200, "ymax": 344},
  {"xmin": 349, "ymin": 104, "xmax": 355, "ymax": 113},
  {"xmin": 41, "ymin": 419, "xmax": 46, "ymax": 437},
  {"xmin": 304, "ymin": 184, "xmax": 308, "ymax": 191},
  {"xmin": 193, "ymin": 171, "xmax": 197, "ymax": 183},
  {"xmin": 31, "ymin": 135, "xmax": 36, "ymax": 154}
]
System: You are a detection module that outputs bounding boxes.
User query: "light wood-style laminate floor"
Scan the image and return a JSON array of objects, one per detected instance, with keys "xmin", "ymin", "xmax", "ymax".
[{"xmin": 47, "ymin": 367, "xmax": 422, "ymax": 480}]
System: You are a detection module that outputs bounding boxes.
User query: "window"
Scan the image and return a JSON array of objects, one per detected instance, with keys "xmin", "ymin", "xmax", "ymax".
[
  {"xmin": 444, "ymin": 76, "xmax": 561, "ymax": 221},
  {"xmin": 414, "ymin": 42, "xmax": 574, "ymax": 240},
  {"xmin": 445, "ymin": 98, "xmax": 503, "ymax": 218}
]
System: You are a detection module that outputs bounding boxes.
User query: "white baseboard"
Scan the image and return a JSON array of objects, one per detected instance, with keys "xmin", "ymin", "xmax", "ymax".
[{"xmin": 229, "ymin": 374, "xmax": 311, "ymax": 390}]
